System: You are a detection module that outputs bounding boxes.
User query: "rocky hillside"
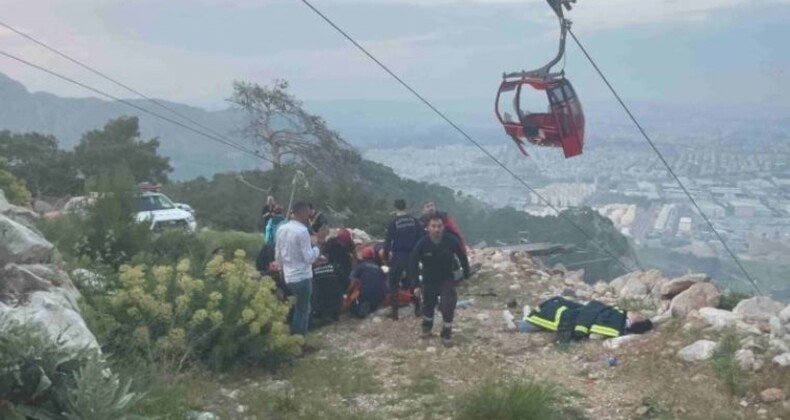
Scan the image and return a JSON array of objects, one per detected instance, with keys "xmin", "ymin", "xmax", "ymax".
[
  {"xmin": 3, "ymin": 189, "xmax": 789, "ymax": 419},
  {"xmin": 0, "ymin": 189, "xmax": 98, "ymax": 352},
  {"xmin": 182, "ymin": 248, "xmax": 790, "ymax": 419}
]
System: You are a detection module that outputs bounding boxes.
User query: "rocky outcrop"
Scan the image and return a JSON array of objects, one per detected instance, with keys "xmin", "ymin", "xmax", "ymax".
[
  {"xmin": 678, "ymin": 340, "xmax": 718, "ymax": 362},
  {"xmin": 659, "ymin": 273, "xmax": 709, "ymax": 299},
  {"xmin": 0, "ymin": 189, "xmax": 98, "ymax": 352},
  {"xmin": 697, "ymin": 307, "xmax": 737, "ymax": 331},
  {"xmin": 669, "ymin": 283, "xmax": 720, "ymax": 318},
  {"xmin": 734, "ymin": 297, "xmax": 786, "ymax": 324}
]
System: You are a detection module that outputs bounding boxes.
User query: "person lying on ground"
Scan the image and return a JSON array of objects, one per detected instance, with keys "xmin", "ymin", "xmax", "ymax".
[{"xmin": 503, "ymin": 296, "xmax": 654, "ymax": 342}]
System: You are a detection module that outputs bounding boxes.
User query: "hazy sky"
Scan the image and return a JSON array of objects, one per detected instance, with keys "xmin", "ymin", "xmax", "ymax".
[{"xmin": 1, "ymin": 0, "xmax": 789, "ymax": 112}]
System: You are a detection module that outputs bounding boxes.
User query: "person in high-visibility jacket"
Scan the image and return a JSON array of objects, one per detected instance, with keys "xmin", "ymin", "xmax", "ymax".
[{"xmin": 518, "ymin": 296, "xmax": 653, "ymax": 341}]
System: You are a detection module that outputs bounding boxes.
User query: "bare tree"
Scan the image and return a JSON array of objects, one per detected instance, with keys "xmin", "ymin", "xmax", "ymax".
[{"xmin": 228, "ymin": 79, "xmax": 360, "ymax": 191}]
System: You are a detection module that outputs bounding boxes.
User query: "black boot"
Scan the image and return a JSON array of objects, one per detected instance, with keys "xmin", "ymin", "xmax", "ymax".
[
  {"xmin": 412, "ymin": 294, "xmax": 421, "ymax": 318},
  {"xmin": 421, "ymin": 321, "xmax": 433, "ymax": 339},
  {"xmin": 440, "ymin": 327, "xmax": 453, "ymax": 347},
  {"xmin": 390, "ymin": 293, "xmax": 399, "ymax": 320}
]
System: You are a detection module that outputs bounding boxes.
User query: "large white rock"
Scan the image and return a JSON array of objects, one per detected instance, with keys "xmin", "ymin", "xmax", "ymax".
[
  {"xmin": 0, "ymin": 214, "xmax": 54, "ymax": 266},
  {"xmin": 603, "ymin": 335, "xmax": 641, "ymax": 349},
  {"xmin": 773, "ymin": 353, "xmax": 790, "ymax": 368},
  {"xmin": 0, "ymin": 290, "xmax": 99, "ymax": 352},
  {"xmin": 733, "ymin": 297, "xmax": 785, "ymax": 324},
  {"xmin": 779, "ymin": 304, "xmax": 790, "ymax": 324},
  {"xmin": 660, "ymin": 273, "xmax": 710, "ymax": 299},
  {"xmin": 735, "ymin": 349, "xmax": 761, "ymax": 372},
  {"xmin": 670, "ymin": 283, "xmax": 720, "ymax": 318},
  {"xmin": 698, "ymin": 307, "xmax": 737, "ymax": 330},
  {"xmin": 612, "ymin": 270, "xmax": 664, "ymax": 298},
  {"xmin": 678, "ymin": 340, "xmax": 719, "ymax": 362}
]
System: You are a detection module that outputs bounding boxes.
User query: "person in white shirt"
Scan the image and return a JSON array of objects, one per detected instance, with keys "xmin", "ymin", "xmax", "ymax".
[{"xmin": 275, "ymin": 201, "xmax": 326, "ymax": 336}]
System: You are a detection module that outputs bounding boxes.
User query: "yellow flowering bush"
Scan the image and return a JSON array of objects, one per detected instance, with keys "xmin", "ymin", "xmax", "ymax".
[{"xmin": 97, "ymin": 250, "xmax": 302, "ymax": 370}]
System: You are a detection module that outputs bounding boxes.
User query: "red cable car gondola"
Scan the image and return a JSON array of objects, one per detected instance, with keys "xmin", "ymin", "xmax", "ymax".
[{"xmin": 495, "ymin": 0, "xmax": 585, "ymax": 158}]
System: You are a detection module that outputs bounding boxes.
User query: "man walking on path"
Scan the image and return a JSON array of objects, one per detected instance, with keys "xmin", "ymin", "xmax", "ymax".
[
  {"xmin": 383, "ymin": 199, "xmax": 423, "ymax": 320},
  {"xmin": 409, "ymin": 214, "xmax": 470, "ymax": 347},
  {"xmin": 276, "ymin": 201, "xmax": 326, "ymax": 336}
]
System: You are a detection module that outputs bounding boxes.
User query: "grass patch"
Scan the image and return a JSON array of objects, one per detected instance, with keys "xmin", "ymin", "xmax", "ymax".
[
  {"xmin": 617, "ymin": 297, "xmax": 656, "ymax": 312},
  {"xmin": 717, "ymin": 291, "xmax": 751, "ymax": 311},
  {"xmin": 289, "ymin": 356, "xmax": 379, "ymax": 398},
  {"xmin": 457, "ymin": 379, "xmax": 576, "ymax": 420},
  {"xmin": 407, "ymin": 372, "xmax": 441, "ymax": 396},
  {"xmin": 637, "ymin": 396, "xmax": 673, "ymax": 420},
  {"xmin": 710, "ymin": 331, "xmax": 749, "ymax": 397}
]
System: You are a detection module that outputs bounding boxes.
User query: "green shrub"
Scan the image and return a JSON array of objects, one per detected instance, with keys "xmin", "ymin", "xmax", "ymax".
[
  {"xmin": 718, "ymin": 291, "xmax": 751, "ymax": 311},
  {"xmin": 196, "ymin": 229, "xmax": 262, "ymax": 262},
  {"xmin": 0, "ymin": 318, "xmax": 142, "ymax": 420},
  {"xmin": 458, "ymin": 379, "xmax": 564, "ymax": 420},
  {"xmin": 85, "ymin": 251, "xmax": 301, "ymax": 372},
  {"xmin": 710, "ymin": 331, "xmax": 749, "ymax": 396},
  {"xmin": 0, "ymin": 158, "xmax": 32, "ymax": 206},
  {"xmin": 63, "ymin": 358, "xmax": 145, "ymax": 420}
]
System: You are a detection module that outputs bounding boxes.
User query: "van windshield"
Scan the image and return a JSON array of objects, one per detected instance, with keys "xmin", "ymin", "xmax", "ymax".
[{"xmin": 137, "ymin": 194, "xmax": 175, "ymax": 212}]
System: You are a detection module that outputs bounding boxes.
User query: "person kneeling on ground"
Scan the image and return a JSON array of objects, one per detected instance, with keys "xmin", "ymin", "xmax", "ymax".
[
  {"xmin": 346, "ymin": 247, "xmax": 388, "ymax": 319},
  {"xmin": 505, "ymin": 296, "xmax": 654, "ymax": 342}
]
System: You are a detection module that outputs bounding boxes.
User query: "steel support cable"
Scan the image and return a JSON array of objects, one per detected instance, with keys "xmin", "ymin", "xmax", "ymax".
[
  {"xmin": 567, "ymin": 29, "xmax": 763, "ymax": 295},
  {"xmin": 0, "ymin": 20, "xmax": 243, "ymax": 149},
  {"xmin": 299, "ymin": 0, "xmax": 641, "ymax": 275},
  {"xmin": 0, "ymin": 51, "xmax": 266, "ymax": 161}
]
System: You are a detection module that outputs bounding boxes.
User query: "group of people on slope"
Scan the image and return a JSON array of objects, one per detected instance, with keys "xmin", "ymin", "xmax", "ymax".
[
  {"xmin": 257, "ymin": 195, "xmax": 654, "ymax": 351},
  {"xmin": 256, "ymin": 197, "xmax": 471, "ymax": 347}
]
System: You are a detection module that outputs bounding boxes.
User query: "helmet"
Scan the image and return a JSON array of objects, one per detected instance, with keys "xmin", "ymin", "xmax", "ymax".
[{"xmin": 360, "ymin": 246, "xmax": 375, "ymax": 261}]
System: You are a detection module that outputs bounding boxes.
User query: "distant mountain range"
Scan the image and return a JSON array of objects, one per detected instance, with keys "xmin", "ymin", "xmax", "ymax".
[
  {"xmin": 0, "ymin": 73, "xmax": 501, "ymax": 180},
  {"xmin": 2, "ymin": 72, "xmax": 787, "ymax": 180}
]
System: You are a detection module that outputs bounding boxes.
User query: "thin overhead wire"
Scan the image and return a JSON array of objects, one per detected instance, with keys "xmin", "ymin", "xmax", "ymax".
[
  {"xmin": 567, "ymin": 29, "xmax": 763, "ymax": 295},
  {"xmin": 0, "ymin": 20, "xmax": 240, "ymax": 147},
  {"xmin": 298, "ymin": 0, "xmax": 641, "ymax": 275},
  {"xmin": 0, "ymin": 51, "xmax": 265, "ymax": 162}
]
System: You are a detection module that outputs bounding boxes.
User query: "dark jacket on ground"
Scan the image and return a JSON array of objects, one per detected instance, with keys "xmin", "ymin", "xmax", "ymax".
[
  {"xmin": 384, "ymin": 214, "xmax": 423, "ymax": 260},
  {"xmin": 409, "ymin": 233, "xmax": 470, "ymax": 286},
  {"xmin": 526, "ymin": 297, "xmax": 628, "ymax": 341},
  {"xmin": 524, "ymin": 296, "xmax": 583, "ymax": 331}
]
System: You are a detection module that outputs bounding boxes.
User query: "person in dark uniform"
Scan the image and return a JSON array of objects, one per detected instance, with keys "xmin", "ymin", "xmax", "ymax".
[
  {"xmin": 383, "ymin": 199, "xmax": 423, "ymax": 320},
  {"xmin": 322, "ymin": 228, "xmax": 355, "ymax": 289},
  {"xmin": 409, "ymin": 214, "xmax": 470, "ymax": 347},
  {"xmin": 308, "ymin": 203, "xmax": 329, "ymax": 235},
  {"xmin": 311, "ymin": 259, "xmax": 345, "ymax": 325},
  {"xmin": 347, "ymin": 247, "xmax": 388, "ymax": 319}
]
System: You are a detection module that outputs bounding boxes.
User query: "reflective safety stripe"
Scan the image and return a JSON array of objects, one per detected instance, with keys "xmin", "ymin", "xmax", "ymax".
[
  {"xmin": 590, "ymin": 324, "xmax": 621, "ymax": 337},
  {"xmin": 525, "ymin": 306, "xmax": 567, "ymax": 331},
  {"xmin": 574, "ymin": 325, "xmax": 589, "ymax": 334}
]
